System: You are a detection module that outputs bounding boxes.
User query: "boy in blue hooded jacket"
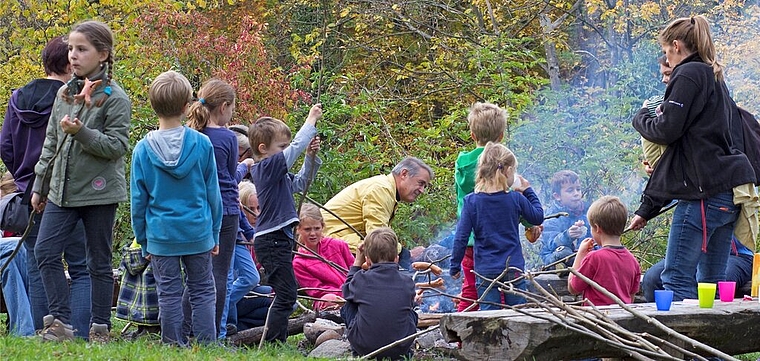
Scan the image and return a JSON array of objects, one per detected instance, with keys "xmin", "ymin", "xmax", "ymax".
[{"xmin": 130, "ymin": 70, "xmax": 223, "ymax": 346}]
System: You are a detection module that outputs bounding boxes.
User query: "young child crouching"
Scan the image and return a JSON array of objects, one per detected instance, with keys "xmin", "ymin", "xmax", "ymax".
[{"xmin": 341, "ymin": 227, "xmax": 418, "ymax": 360}]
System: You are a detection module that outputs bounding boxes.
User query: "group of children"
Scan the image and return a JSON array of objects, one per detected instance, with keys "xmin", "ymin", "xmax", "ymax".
[
  {"xmin": 0, "ymin": 17, "xmax": 644, "ymax": 360},
  {"xmin": 450, "ymin": 102, "xmax": 641, "ymax": 310}
]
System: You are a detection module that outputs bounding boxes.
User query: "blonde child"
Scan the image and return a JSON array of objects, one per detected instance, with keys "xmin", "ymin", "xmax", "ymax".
[
  {"xmin": 453, "ymin": 102, "xmax": 506, "ymax": 312},
  {"xmin": 131, "ymin": 70, "xmax": 222, "ymax": 345},
  {"xmin": 450, "ymin": 142, "xmax": 543, "ymax": 308},
  {"xmin": 247, "ymin": 104, "xmax": 322, "ymax": 343},
  {"xmin": 341, "ymin": 227, "xmax": 417, "ymax": 359},
  {"xmin": 568, "ymin": 196, "xmax": 641, "ymax": 305}
]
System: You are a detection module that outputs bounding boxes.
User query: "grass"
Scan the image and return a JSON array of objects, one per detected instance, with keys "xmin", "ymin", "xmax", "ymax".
[
  {"xmin": 2, "ymin": 313, "xmax": 759, "ymax": 360},
  {"xmin": 0, "ymin": 313, "xmax": 319, "ymax": 360}
]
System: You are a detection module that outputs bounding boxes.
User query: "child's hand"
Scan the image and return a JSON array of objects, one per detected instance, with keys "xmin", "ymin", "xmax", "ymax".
[
  {"xmin": 642, "ymin": 160, "xmax": 654, "ymax": 176},
  {"xmin": 60, "ymin": 114, "xmax": 83, "ymax": 135},
  {"xmin": 31, "ymin": 192, "xmax": 47, "ymax": 213},
  {"xmin": 512, "ymin": 175, "xmax": 530, "ymax": 193},
  {"xmin": 306, "ymin": 103, "xmax": 322, "ymax": 126},
  {"xmin": 211, "ymin": 245, "xmax": 219, "ymax": 256},
  {"xmin": 568, "ymin": 220, "xmax": 586, "ymax": 239},
  {"xmin": 353, "ymin": 243, "xmax": 366, "ymax": 267},
  {"xmin": 576, "ymin": 237, "xmax": 594, "ymax": 259},
  {"xmin": 306, "ymin": 136, "xmax": 321, "ymax": 156}
]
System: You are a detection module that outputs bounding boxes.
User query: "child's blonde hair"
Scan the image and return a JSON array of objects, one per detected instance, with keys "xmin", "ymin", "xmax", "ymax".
[
  {"xmin": 475, "ymin": 142, "xmax": 516, "ymax": 193},
  {"xmin": 364, "ymin": 227, "xmax": 398, "ymax": 263},
  {"xmin": 299, "ymin": 203, "xmax": 324, "ymax": 224},
  {"xmin": 238, "ymin": 180, "xmax": 257, "ymax": 205},
  {"xmin": 467, "ymin": 102, "xmax": 507, "ymax": 145},
  {"xmin": 187, "ymin": 78, "xmax": 236, "ymax": 130},
  {"xmin": 587, "ymin": 196, "xmax": 628, "ymax": 237},
  {"xmin": 247, "ymin": 117, "xmax": 291, "ymax": 160},
  {"xmin": 149, "ymin": 71, "xmax": 192, "ymax": 118}
]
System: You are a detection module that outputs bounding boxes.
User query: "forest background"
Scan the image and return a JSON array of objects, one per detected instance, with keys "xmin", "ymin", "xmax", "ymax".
[{"xmin": 1, "ymin": 0, "xmax": 759, "ymax": 270}]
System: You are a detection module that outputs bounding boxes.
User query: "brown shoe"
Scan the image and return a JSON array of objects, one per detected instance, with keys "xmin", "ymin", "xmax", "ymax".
[
  {"xmin": 89, "ymin": 323, "xmax": 111, "ymax": 343},
  {"xmin": 40, "ymin": 317, "xmax": 75, "ymax": 342}
]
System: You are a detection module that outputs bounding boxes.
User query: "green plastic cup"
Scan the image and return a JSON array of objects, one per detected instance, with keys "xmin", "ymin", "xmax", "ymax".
[{"xmin": 698, "ymin": 283, "xmax": 716, "ymax": 308}]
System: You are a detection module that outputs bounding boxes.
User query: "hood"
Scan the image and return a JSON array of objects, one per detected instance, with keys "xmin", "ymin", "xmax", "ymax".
[
  {"xmin": 455, "ymin": 147, "xmax": 484, "ymax": 190},
  {"xmin": 8, "ymin": 79, "xmax": 64, "ymax": 128},
  {"xmin": 144, "ymin": 127, "xmax": 202, "ymax": 179}
]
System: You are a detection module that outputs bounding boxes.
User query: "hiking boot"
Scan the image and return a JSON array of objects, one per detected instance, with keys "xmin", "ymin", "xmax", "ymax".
[
  {"xmin": 225, "ymin": 323, "xmax": 238, "ymax": 336},
  {"xmin": 40, "ymin": 317, "xmax": 75, "ymax": 342},
  {"xmin": 89, "ymin": 323, "xmax": 111, "ymax": 343}
]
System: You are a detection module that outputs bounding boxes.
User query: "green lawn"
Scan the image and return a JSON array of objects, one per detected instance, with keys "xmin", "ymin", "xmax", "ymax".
[{"xmin": 0, "ymin": 314, "xmax": 317, "ymax": 360}]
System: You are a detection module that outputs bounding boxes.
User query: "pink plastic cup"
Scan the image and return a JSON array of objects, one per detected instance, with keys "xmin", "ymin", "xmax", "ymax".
[{"xmin": 718, "ymin": 281, "xmax": 736, "ymax": 302}]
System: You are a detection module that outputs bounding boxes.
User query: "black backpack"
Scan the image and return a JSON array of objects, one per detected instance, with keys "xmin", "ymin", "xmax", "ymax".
[{"xmin": 737, "ymin": 106, "xmax": 760, "ymax": 185}]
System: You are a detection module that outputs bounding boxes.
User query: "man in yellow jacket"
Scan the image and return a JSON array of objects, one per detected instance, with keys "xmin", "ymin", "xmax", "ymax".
[{"xmin": 321, "ymin": 157, "xmax": 433, "ymax": 254}]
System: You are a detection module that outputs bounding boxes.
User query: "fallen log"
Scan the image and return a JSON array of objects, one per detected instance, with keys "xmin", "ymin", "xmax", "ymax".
[
  {"xmin": 228, "ymin": 312, "xmax": 317, "ymax": 346},
  {"xmin": 440, "ymin": 300, "xmax": 760, "ymax": 360}
]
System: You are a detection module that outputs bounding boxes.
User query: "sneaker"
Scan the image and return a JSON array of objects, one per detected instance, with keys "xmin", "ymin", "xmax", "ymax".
[
  {"xmin": 89, "ymin": 323, "xmax": 111, "ymax": 343},
  {"xmin": 40, "ymin": 317, "xmax": 75, "ymax": 342},
  {"xmin": 225, "ymin": 323, "xmax": 238, "ymax": 336}
]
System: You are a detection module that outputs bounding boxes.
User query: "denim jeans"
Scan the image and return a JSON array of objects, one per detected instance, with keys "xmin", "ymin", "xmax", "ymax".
[
  {"xmin": 1, "ymin": 239, "xmax": 34, "ymax": 336},
  {"xmin": 475, "ymin": 270, "xmax": 527, "ymax": 310},
  {"xmin": 643, "ymin": 252, "xmax": 753, "ymax": 302},
  {"xmin": 153, "ymin": 252, "xmax": 216, "ymax": 346},
  {"xmin": 25, "ymin": 212, "xmax": 91, "ymax": 338},
  {"xmin": 662, "ymin": 192, "xmax": 738, "ymax": 301},
  {"xmin": 35, "ymin": 202, "xmax": 116, "ymax": 327},
  {"xmin": 641, "ymin": 259, "xmax": 666, "ymax": 303},
  {"xmin": 219, "ymin": 243, "xmax": 259, "ymax": 338},
  {"xmin": 236, "ymin": 285, "xmax": 273, "ymax": 331},
  {"xmin": 253, "ymin": 230, "xmax": 298, "ymax": 342},
  {"xmin": 213, "ymin": 215, "xmax": 238, "ymax": 328}
]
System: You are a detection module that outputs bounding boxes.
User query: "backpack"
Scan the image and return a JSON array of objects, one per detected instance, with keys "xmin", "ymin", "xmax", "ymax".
[
  {"xmin": 737, "ymin": 106, "xmax": 760, "ymax": 185},
  {"xmin": 0, "ymin": 191, "xmax": 31, "ymax": 234}
]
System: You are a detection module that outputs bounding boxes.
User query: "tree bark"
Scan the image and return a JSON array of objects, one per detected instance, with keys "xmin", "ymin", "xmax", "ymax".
[{"xmin": 228, "ymin": 312, "xmax": 317, "ymax": 346}]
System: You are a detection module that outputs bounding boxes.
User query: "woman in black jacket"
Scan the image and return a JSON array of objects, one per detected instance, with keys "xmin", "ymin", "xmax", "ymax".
[{"xmin": 628, "ymin": 15, "xmax": 756, "ymax": 302}]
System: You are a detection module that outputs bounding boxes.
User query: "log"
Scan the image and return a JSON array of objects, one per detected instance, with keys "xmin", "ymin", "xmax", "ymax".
[
  {"xmin": 440, "ymin": 299, "xmax": 760, "ymax": 361},
  {"xmin": 228, "ymin": 312, "xmax": 317, "ymax": 346},
  {"xmin": 417, "ymin": 313, "xmax": 443, "ymax": 328}
]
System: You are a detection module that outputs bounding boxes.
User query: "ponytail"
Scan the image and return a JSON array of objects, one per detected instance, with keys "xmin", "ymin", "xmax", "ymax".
[
  {"xmin": 474, "ymin": 142, "xmax": 516, "ymax": 193},
  {"xmin": 659, "ymin": 15, "xmax": 723, "ymax": 82},
  {"xmin": 186, "ymin": 78, "xmax": 235, "ymax": 131}
]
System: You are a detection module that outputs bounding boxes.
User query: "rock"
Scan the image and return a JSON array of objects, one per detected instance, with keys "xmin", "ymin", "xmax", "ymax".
[
  {"xmin": 315, "ymin": 329, "xmax": 342, "ymax": 347},
  {"xmin": 303, "ymin": 318, "xmax": 345, "ymax": 345},
  {"xmin": 308, "ymin": 339, "xmax": 352, "ymax": 359},
  {"xmin": 415, "ymin": 328, "xmax": 441, "ymax": 349}
]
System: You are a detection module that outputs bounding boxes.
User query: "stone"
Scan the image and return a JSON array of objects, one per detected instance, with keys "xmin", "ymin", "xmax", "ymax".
[
  {"xmin": 303, "ymin": 318, "xmax": 344, "ymax": 345},
  {"xmin": 315, "ymin": 329, "xmax": 342, "ymax": 347},
  {"xmin": 308, "ymin": 339, "xmax": 352, "ymax": 359}
]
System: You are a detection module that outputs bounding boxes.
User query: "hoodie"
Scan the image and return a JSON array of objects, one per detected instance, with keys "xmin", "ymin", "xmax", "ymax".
[
  {"xmin": 1, "ymin": 79, "xmax": 64, "ymax": 191},
  {"xmin": 130, "ymin": 126, "xmax": 223, "ymax": 257},
  {"xmin": 454, "ymin": 146, "xmax": 483, "ymax": 247}
]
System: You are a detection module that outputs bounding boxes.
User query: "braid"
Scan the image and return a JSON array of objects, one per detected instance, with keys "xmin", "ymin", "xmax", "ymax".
[{"xmin": 94, "ymin": 56, "xmax": 114, "ymax": 108}]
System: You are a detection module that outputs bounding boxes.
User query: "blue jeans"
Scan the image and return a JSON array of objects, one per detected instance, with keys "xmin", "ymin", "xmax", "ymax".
[
  {"xmin": 153, "ymin": 252, "xmax": 216, "ymax": 346},
  {"xmin": 25, "ymin": 212, "xmax": 91, "ymax": 338},
  {"xmin": 253, "ymin": 230, "xmax": 297, "ymax": 342},
  {"xmin": 1, "ymin": 239, "xmax": 34, "ymax": 336},
  {"xmin": 35, "ymin": 202, "xmax": 115, "ymax": 327},
  {"xmin": 662, "ymin": 192, "xmax": 738, "ymax": 301},
  {"xmin": 219, "ymin": 243, "xmax": 259, "ymax": 338},
  {"xmin": 475, "ymin": 270, "xmax": 527, "ymax": 310},
  {"xmin": 236, "ymin": 285, "xmax": 273, "ymax": 331}
]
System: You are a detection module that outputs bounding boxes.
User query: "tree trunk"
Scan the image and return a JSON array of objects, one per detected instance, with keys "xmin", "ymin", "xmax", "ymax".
[{"xmin": 228, "ymin": 312, "xmax": 317, "ymax": 346}]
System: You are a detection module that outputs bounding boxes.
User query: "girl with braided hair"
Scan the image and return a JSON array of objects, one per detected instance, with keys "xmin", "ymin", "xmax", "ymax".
[{"xmin": 31, "ymin": 20, "xmax": 131, "ymax": 342}]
